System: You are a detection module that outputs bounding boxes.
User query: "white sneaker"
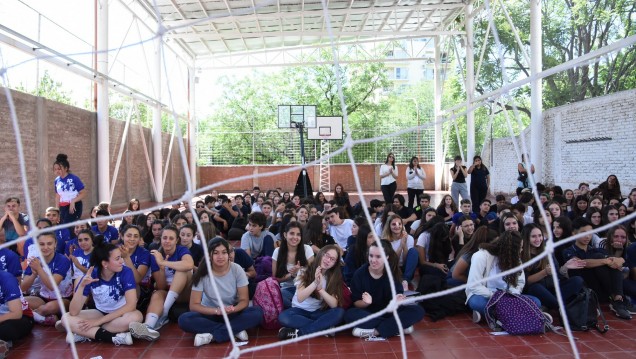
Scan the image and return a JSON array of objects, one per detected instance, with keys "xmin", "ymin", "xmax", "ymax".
[
  {"xmin": 403, "ymin": 326, "xmax": 414, "ymax": 335},
  {"xmin": 472, "ymin": 310, "xmax": 482, "ymax": 323},
  {"xmin": 194, "ymin": 333, "xmax": 213, "ymax": 347},
  {"xmin": 154, "ymin": 315, "xmax": 170, "ymax": 330},
  {"xmin": 129, "ymin": 322, "xmax": 160, "ymax": 341},
  {"xmin": 112, "ymin": 332, "xmax": 133, "ymax": 346},
  {"xmin": 352, "ymin": 327, "xmax": 376, "ymax": 338},
  {"xmin": 66, "ymin": 333, "xmax": 90, "ymax": 344},
  {"xmin": 235, "ymin": 330, "xmax": 248, "ymax": 342}
]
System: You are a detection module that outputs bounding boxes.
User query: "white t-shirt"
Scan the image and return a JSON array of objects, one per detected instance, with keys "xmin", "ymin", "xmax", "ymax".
[
  {"xmin": 272, "ymin": 245, "xmax": 315, "ymax": 288},
  {"xmin": 291, "ymin": 272, "xmax": 327, "ymax": 312},
  {"xmin": 416, "ymin": 232, "xmax": 430, "ymax": 262},
  {"xmin": 380, "ymin": 164, "xmax": 397, "ymax": 186},
  {"xmin": 328, "ymin": 219, "xmax": 354, "ymax": 249},
  {"xmin": 389, "ymin": 235, "xmax": 415, "ymax": 265}
]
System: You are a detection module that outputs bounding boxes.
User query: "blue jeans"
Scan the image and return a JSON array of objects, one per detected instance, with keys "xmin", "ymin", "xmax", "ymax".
[
  {"xmin": 402, "ymin": 248, "xmax": 419, "ymax": 282},
  {"xmin": 524, "ymin": 276, "xmax": 584, "ymax": 310},
  {"xmin": 261, "ymin": 236, "xmax": 275, "ymax": 257},
  {"xmin": 281, "ymin": 286, "xmax": 296, "ymax": 309},
  {"xmin": 278, "ymin": 307, "xmax": 345, "ymax": 335},
  {"xmin": 344, "ymin": 305, "xmax": 425, "ymax": 338},
  {"xmin": 468, "ymin": 293, "xmax": 541, "ymax": 318},
  {"xmin": 178, "ymin": 307, "xmax": 263, "ymax": 342},
  {"xmin": 450, "ymin": 182, "xmax": 469, "ymax": 207}
]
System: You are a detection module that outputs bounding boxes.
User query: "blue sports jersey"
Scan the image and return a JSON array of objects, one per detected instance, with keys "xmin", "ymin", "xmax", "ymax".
[
  {"xmin": 0, "ymin": 248, "xmax": 22, "ymax": 277},
  {"xmin": 128, "ymin": 245, "xmax": 151, "ymax": 286},
  {"xmin": 54, "ymin": 173, "xmax": 85, "ymax": 206},
  {"xmin": 24, "ymin": 252, "xmax": 72, "ymax": 299},
  {"xmin": 71, "ymin": 248, "xmax": 92, "ymax": 280},
  {"xmin": 92, "ymin": 225, "xmax": 119, "ymax": 244},
  {"xmin": 150, "ymin": 246, "xmax": 192, "ymax": 285},
  {"xmin": 82, "ymin": 266, "xmax": 136, "ymax": 313},
  {"xmin": 0, "ymin": 270, "xmax": 25, "ymax": 315}
]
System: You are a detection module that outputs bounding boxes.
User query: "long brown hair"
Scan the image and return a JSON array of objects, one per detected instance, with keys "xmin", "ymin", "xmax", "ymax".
[
  {"xmin": 274, "ymin": 221, "xmax": 309, "ymax": 278},
  {"xmin": 521, "ymin": 223, "xmax": 548, "ymax": 271},
  {"xmin": 300, "ymin": 245, "xmax": 344, "ymax": 308},
  {"xmin": 480, "ymin": 231, "xmax": 523, "ymax": 288}
]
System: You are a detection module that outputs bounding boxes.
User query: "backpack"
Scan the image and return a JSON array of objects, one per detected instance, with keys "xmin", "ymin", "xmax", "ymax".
[
  {"xmin": 485, "ymin": 290, "xmax": 547, "ymax": 335},
  {"xmin": 254, "ymin": 256, "xmax": 273, "ymax": 283},
  {"xmin": 253, "ymin": 277, "xmax": 283, "ymax": 330},
  {"xmin": 564, "ymin": 287, "xmax": 609, "ymax": 333}
]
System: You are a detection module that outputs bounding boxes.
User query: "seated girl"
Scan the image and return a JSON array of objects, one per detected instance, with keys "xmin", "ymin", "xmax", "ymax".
[
  {"xmin": 304, "ymin": 215, "xmax": 336, "ymax": 255},
  {"xmin": 603, "ymin": 226, "xmax": 636, "ymax": 306},
  {"xmin": 345, "ymin": 240, "xmax": 425, "ymax": 339},
  {"xmin": 178, "ymin": 237, "xmax": 263, "ymax": 346},
  {"xmin": 520, "ymin": 223, "xmax": 584, "ymax": 311},
  {"xmin": 272, "ymin": 222, "xmax": 314, "ymax": 308},
  {"xmin": 61, "ymin": 242, "xmax": 141, "ymax": 345},
  {"xmin": 382, "ymin": 214, "xmax": 418, "ymax": 284},
  {"xmin": 343, "ymin": 224, "xmax": 374, "ymax": 287},
  {"xmin": 128, "ymin": 225, "xmax": 194, "ymax": 341},
  {"xmin": 277, "ymin": 245, "xmax": 346, "ymax": 340},
  {"xmin": 21, "ymin": 232, "xmax": 73, "ymax": 326},
  {"xmin": 416, "ymin": 220, "xmax": 452, "ymax": 282},
  {"xmin": 118, "ymin": 225, "xmax": 151, "ymax": 311},
  {"xmin": 0, "ymin": 270, "xmax": 33, "ymax": 354},
  {"xmin": 179, "ymin": 224, "xmax": 204, "ymax": 267},
  {"xmin": 466, "ymin": 230, "xmax": 542, "ymax": 325},
  {"xmin": 448, "ymin": 226, "xmax": 497, "ymax": 287},
  {"xmin": 69, "ymin": 229, "xmax": 96, "ymax": 289}
]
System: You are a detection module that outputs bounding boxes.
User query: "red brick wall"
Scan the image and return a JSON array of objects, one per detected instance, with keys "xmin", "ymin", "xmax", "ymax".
[{"xmin": 199, "ymin": 163, "xmax": 436, "ymax": 193}]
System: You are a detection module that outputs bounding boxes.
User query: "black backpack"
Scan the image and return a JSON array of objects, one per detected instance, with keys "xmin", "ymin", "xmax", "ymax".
[{"xmin": 564, "ymin": 288, "xmax": 609, "ymax": 333}]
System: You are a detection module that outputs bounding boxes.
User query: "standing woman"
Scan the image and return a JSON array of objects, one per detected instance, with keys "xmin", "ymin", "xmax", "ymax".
[
  {"xmin": 517, "ymin": 154, "xmax": 535, "ymax": 190},
  {"xmin": 345, "ymin": 240, "xmax": 425, "ymax": 339},
  {"xmin": 272, "ymin": 222, "xmax": 314, "ymax": 308},
  {"xmin": 62, "ymin": 242, "xmax": 140, "ymax": 345},
  {"xmin": 406, "ymin": 156, "xmax": 426, "ymax": 209},
  {"xmin": 177, "ymin": 238, "xmax": 263, "ymax": 346},
  {"xmin": 380, "ymin": 153, "xmax": 398, "ymax": 204},
  {"xmin": 468, "ymin": 156, "xmax": 490, "ymax": 213},
  {"xmin": 450, "ymin": 156, "xmax": 469, "ymax": 206},
  {"xmin": 277, "ymin": 245, "xmax": 346, "ymax": 340},
  {"xmin": 53, "ymin": 154, "xmax": 86, "ymax": 224}
]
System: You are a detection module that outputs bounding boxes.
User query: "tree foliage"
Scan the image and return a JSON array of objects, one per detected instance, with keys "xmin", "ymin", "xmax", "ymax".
[{"xmin": 16, "ymin": 70, "xmax": 75, "ymax": 106}]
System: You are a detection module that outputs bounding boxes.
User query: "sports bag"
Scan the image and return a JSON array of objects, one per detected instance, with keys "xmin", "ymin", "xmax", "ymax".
[
  {"xmin": 565, "ymin": 287, "xmax": 608, "ymax": 333},
  {"xmin": 253, "ymin": 277, "xmax": 283, "ymax": 330},
  {"xmin": 485, "ymin": 290, "xmax": 546, "ymax": 335}
]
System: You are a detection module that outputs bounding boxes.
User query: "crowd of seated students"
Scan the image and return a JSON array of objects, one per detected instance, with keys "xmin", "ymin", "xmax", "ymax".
[{"xmin": 1, "ymin": 176, "xmax": 636, "ymax": 355}]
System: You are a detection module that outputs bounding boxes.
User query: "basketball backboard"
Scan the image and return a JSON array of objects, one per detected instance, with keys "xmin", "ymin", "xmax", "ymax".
[
  {"xmin": 308, "ymin": 116, "xmax": 343, "ymax": 140},
  {"xmin": 278, "ymin": 105, "xmax": 316, "ymax": 128}
]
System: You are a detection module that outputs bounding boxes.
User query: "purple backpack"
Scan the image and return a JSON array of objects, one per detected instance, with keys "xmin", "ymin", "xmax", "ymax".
[
  {"xmin": 253, "ymin": 277, "xmax": 283, "ymax": 330},
  {"xmin": 485, "ymin": 290, "xmax": 547, "ymax": 335}
]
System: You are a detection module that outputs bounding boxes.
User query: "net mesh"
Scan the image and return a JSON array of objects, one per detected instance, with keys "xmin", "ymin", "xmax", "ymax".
[{"xmin": 1, "ymin": 0, "xmax": 636, "ymax": 358}]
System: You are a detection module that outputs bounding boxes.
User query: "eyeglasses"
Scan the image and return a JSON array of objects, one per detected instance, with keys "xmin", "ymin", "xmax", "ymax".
[
  {"xmin": 196, "ymin": 205, "xmax": 205, "ymax": 208},
  {"xmin": 323, "ymin": 254, "xmax": 338, "ymax": 262}
]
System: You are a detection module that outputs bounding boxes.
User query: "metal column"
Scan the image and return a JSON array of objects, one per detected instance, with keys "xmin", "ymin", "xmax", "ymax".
[
  {"xmin": 188, "ymin": 67, "xmax": 197, "ymax": 188},
  {"xmin": 434, "ymin": 36, "xmax": 443, "ymax": 191},
  {"xmin": 152, "ymin": 37, "xmax": 164, "ymax": 202},
  {"xmin": 530, "ymin": 0, "xmax": 543, "ymax": 179},
  {"xmin": 465, "ymin": 3, "xmax": 475, "ymax": 164},
  {"xmin": 96, "ymin": 0, "xmax": 110, "ymax": 203}
]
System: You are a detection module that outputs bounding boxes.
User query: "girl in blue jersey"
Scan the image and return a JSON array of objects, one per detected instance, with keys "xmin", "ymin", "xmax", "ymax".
[
  {"xmin": 70, "ymin": 229, "xmax": 96, "ymax": 288},
  {"xmin": 21, "ymin": 232, "xmax": 73, "ymax": 326},
  {"xmin": 61, "ymin": 242, "xmax": 141, "ymax": 345},
  {"xmin": 0, "ymin": 270, "xmax": 33, "ymax": 355},
  {"xmin": 129, "ymin": 225, "xmax": 194, "ymax": 341},
  {"xmin": 53, "ymin": 154, "xmax": 86, "ymax": 224},
  {"xmin": 178, "ymin": 237, "xmax": 263, "ymax": 346},
  {"xmin": 119, "ymin": 225, "xmax": 151, "ymax": 312}
]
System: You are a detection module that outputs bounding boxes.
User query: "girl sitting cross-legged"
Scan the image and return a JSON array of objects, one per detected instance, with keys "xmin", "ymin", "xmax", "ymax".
[
  {"xmin": 61, "ymin": 242, "xmax": 142, "ymax": 346},
  {"xmin": 178, "ymin": 237, "xmax": 263, "ymax": 347}
]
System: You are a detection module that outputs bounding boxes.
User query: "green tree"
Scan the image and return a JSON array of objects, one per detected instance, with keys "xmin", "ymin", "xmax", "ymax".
[{"xmin": 16, "ymin": 70, "xmax": 75, "ymax": 106}]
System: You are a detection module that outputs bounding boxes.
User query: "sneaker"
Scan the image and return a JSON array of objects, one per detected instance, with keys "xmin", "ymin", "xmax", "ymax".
[
  {"xmin": 112, "ymin": 332, "xmax": 133, "ymax": 346},
  {"xmin": 351, "ymin": 327, "xmax": 376, "ymax": 338},
  {"xmin": 277, "ymin": 327, "xmax": 299, "ymax": 340},
  {"xmin": 624, "ymin": 298, "xmax": 636, "ymax": 315},
  {"xmin": 542, "ymin": 312, "xmax": 554, "ymax": 324},
  {"xmin": 153, "ymin": 315, "xmax": 169, "ymax": 330},
  {"xmin": 42, "ymin": 314, "xmax": 58, "ymax": 326},
  {"xmin": 129, "ymin": 322, "xmax": 160, "ymax": 341},
  {"xmin": 610, "ymin": 299, "xmax": 632, "ymax": 320},
  {"xmin": 235, "ymin": 330, "xmax": 248, "ymax": 342},
  {"xmin": 0, "ymin": 339, "xmax": 11, "ymax": 359},
  {"xmin": 194, "ymin": 333, "xmax": 213, "ymax": 347},
  {"xmin": 55, "ymin": 320, "xmax": 66, "ymax": 333},
  {"xmin": 66, "ymin": 333, "xmax": 91, "ymax": 344},
  {"xmin": 402, "ymin": 326, "xmax": 414, "ymax": 335},
  {"xmin": 472, "ymin": 310, "xmax": 481, "ymax": 323}
]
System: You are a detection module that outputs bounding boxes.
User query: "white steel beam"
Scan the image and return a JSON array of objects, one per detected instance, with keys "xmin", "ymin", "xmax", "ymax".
[
  {"xmin": 530, "ymin": 0, "xmax": 542, "ymax": 179},
  {"xmin": 167, "ymin": 29, "xmax": 463, "ymax": 41},
  {"xmin": 188, "ymin": 66, "xmax": 197, "ymax": 189},
  {"xmin": 434, "ymin": 35, "xmax": 443, "ymax": 191},
  {"xmin": 465, "ymin": 3, "xmax": 475, "ymax": 165},
  {"xmin": 97, "ymin": 0, "xmax": 110, "ymax": 203},
  {"xmin": 152, "ymin": 36, "xmax": 164, "ymax": 202}
]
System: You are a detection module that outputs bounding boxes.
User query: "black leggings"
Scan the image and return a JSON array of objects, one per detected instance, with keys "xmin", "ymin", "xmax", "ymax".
[
  {"xmin": 407, "ymin": 188, "xmax": 424, "ymax": 208},
  {"xmin": 0, "ymin": 316, "xmax": 33, "ymax": 341},
  {"xmin": 381, "ymin": 182, "xmax": 397, "ymax": 204},
  {"xmin": 570, "ymin": 253, "xmax": 623, "ymax": 301}
]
